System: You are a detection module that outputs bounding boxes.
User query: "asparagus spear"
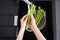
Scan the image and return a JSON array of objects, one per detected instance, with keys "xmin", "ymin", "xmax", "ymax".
[
  {"xmin": 36, "ymin": 8, "xmax": 45, "ymax": 26},
  {"xmin": 25, "ymin": 3, "xmax": 36, "ymax": 29}
]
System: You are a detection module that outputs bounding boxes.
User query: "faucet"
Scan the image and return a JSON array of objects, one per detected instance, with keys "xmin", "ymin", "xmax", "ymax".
[
  {"xmin": 22, "ymin": 0, "xmax": 32, "ymax": 13},
  {"xmin": 22, "ymin": 0, "xmax": 31, "ymax": 5}
]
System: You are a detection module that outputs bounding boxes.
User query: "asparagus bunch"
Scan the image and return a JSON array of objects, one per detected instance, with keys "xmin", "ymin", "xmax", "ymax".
[{"xmin": 25, "ymin": 3, "xmax": 46, "ymax": 29}]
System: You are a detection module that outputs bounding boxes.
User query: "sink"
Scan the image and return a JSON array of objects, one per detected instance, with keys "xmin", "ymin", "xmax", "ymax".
[{"xmin": 18, "ymin": 1, "xmax": 53, "ymax": 40}]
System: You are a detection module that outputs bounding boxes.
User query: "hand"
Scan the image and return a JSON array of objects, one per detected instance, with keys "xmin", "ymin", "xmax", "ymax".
[
  {"xmin": 20, "ymin": 15, "xmax": 27, "ymax": 29},
  {"xmin": 29, "ymin": 15, "xmax": 46, "ymax": 40},
  {"xmin": 16, "ymin": 15, "xmax": 27, "ymax": 40},
  {"xmin": 29, "ymin": 15, "xmax": 37, "ymax": 28}
]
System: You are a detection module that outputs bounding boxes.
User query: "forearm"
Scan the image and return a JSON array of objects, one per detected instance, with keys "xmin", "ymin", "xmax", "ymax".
[
  {"xmin": 16, "ymin": 27, "xmax": 25, "ymax": 40},
  {"xmin": 31, "ymin": 25, "xmax": 46, "ymax": 40}
]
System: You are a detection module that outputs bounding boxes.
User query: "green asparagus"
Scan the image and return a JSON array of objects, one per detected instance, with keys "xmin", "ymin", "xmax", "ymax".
[{"xmin": 25, "ymin": 3, "xmax": 46, "ymax": 29}]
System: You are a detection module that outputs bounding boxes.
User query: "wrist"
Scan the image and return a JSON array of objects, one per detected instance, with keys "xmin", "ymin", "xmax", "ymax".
[
  {"xmin": 30, "ymin": 25, "xmax": 37, "ymax": 30},
  {"xmin": 20, "ymin": 26, "xmax": 25, "ymax": 30},
  {"xmin": 21, "ymin": 25, "xmax": 25, "ymax": 28},
  {"xmin": 21, "ymin": 27, "xmax": 25, "ymax": 29},
  {"xmin": 31, "ymin": 24, "xmax": 37, "ymax": 28},
  {"xmin": 20, "ymin": 27, "xmax": 25, "ymax": 31}
]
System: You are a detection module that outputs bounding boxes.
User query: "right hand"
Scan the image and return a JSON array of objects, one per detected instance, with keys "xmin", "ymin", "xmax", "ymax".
[{"xmin": 29, "ymin": 15, "xmax": 37, "ymax": 28}]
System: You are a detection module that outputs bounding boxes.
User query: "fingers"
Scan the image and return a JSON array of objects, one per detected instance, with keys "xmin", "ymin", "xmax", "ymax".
[
  {"xmin": 25, "ymin": 16, "xmax": 27, "ymax": 22},
  {"xmin": 31, "ymin": 15, "xmax": 35, "ymax": 20},
  {"xmin": 20, "ymin": 15, "xmax": 27, "ymax": 22},
  {"xmin": 21, "ymin": 15, "xmax": 35, "ymax": 22},
  {"xmin": 21, "ymin": 15, "xmax": 26, "ymax": 20}
]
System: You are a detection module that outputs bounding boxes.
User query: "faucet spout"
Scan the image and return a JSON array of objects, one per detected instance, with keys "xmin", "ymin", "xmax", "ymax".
[{"xmin": 22, "ymin": 0, "xmax": 31, "ymax": 5}]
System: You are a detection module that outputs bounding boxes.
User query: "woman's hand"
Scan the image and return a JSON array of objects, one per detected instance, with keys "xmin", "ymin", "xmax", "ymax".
[
  {"xmin": 16, "ymin": 15, "xmax": 27, "ymax": 40},
  {"xmin": 29, "ymin": 15, "xmax": 46, "ymax": 40},
  {"xmin": 29, "ymin": 15, "xmax": 37, "ymax": 28},
  {"xmin": 20, "ymin": 15, "xmax": 27, "ymax": 29}
]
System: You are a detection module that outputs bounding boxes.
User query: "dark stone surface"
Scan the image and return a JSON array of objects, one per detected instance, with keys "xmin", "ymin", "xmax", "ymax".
[
  {"xmin": 0, "ymin": 0, "xmax": 18, "ymax": 15},
  {"xmin": 0, "ymin": 16, "xmax": 14, "ymax": 26},
  {"xmin": 0, "ymin": 27, "xmax": 16, "ymax": 38}
]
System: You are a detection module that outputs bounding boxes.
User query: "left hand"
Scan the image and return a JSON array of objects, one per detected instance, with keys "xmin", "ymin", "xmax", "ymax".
[{"xmin": 20, "ymin": 15, "xmax": 27, "ymax": 29}]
